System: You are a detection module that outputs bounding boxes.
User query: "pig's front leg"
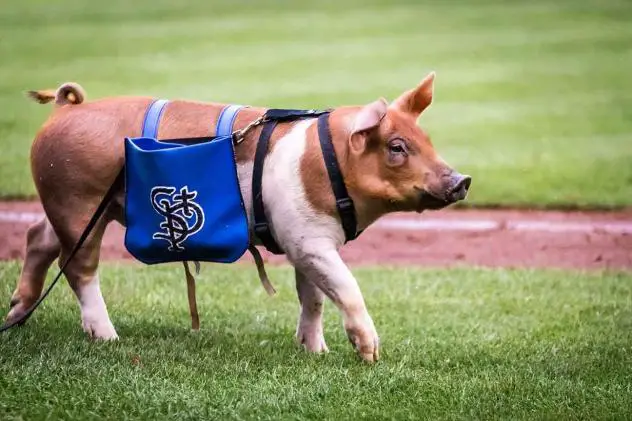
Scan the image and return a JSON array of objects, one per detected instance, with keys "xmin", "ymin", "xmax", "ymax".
[
  {"xmin": 295, "ymin": 268, "xmax": 328, "ymax": 353},
  {"xmin": 289, "ymin": 244, "xmax": 379, "ymax": 362}
]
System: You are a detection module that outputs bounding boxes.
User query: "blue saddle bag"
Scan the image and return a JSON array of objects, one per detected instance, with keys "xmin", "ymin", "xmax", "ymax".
[{"xmin": 124, "ymin": 101, "xmax": 249, "ymax": 264}]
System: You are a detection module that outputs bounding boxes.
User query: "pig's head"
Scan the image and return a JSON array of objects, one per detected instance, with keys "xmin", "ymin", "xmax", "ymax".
[{"xmin": 344, "ymin": 72, "xmax": 471, "ymax": 214}]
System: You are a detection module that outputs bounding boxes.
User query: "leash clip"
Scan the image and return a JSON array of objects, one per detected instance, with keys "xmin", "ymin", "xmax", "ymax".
[{"xmin": 233, "ymin": 116, "xmax": 266, "ymax": 145}]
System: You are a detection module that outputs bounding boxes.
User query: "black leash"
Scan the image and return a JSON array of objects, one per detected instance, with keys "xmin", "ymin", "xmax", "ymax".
[{"xmin": 0, "ymin": 170, "xmax": 123, "ymax": 333}]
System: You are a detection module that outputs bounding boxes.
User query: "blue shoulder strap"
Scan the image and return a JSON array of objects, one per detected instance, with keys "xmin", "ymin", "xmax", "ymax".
[
  {"xmin": 216, "ymin": 104, "xmax": 244, "ymax": 137},
  {"xmin": 141, "ymin": 99, "xmax": 170, "ymax": 138}
]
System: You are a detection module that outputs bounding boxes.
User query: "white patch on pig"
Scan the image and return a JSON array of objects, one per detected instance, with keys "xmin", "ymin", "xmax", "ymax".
[
  {"xmin": 261, "ymin": 119, "xmax": 344, "ymax": 255},
  {"xmin": 76, "ymin": 274, "xmax": 118, "ymax": 340}
]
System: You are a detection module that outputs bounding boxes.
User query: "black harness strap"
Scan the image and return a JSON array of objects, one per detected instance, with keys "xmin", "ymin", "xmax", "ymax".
[
  {"xmin": 264, "ymin": 109, "xmax": 326, "ymax": 122},
  {"xmin": 251, "ymin": 111, "xmax": 361, "ymax": 255},
  {"xmin": 252, "ymin": 120, "xmax": 284, "ymax": 254},
  {"xmin": 0, "ymin": 169, "xmax": 124, "ymax": 333},
  {"xmin": 317, "ymin": 113, "xmax": 361, "ymax": 242}
]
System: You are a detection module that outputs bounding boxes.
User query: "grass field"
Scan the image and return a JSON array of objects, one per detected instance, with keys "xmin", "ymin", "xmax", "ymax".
[
  {"xmin": 1, "ymin": 1, "xmax": 631, "ymax": 420},
  {"xmin": 0, "ymin": 0, "xmax": 631, "ymax": 207},
  {"xmin": 0, "ymin": 262, "xmax": 631, "ymax": 420}
]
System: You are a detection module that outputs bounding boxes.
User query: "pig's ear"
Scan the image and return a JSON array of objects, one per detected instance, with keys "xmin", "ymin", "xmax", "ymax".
[
  {"xmin": 390, "ymin": 71, "xmax": 435, "ymax": 117},
  {"xmin": 349, "ymin": 98, "xmax": 388, "ymax": 154}
]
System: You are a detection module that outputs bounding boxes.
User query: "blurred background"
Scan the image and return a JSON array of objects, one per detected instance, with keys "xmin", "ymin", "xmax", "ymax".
[
  {"xmin": 1, "ymin": 3, "xmax": 631, "ymax": 419},
  {"xmin": 1, "ymin": 0, "xmax": 630, "ymax": 208}
]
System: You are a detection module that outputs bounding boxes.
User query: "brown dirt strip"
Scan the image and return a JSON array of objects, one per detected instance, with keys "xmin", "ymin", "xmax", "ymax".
[{"xmin": 1, "ymin": 201, "xmax": 630, "ymax": 270}]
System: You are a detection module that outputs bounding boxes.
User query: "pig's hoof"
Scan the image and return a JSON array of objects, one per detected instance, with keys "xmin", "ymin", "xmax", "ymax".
[
  {"xmin": 82, "ymin": 317, "xmax": 118, "ymax": 341},
  {"xmin": 344, "ymin": 315, "xmax": 380, "ymax": 363},
  {"xmin": 296, "ymin": 325, "xmax": 329, "ymax": 353}
]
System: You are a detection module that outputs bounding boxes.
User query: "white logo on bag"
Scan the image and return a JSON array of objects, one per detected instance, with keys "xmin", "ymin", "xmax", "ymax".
[{"xmin": 150, "ymin": 186, "xmax": 204, "ymax": 251}]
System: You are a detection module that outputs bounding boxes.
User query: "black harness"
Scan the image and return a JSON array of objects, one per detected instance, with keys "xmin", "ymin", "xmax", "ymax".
[
  {"xmin": 0, "ymin": 107, "xmax": 360, "ymax": 333},
  {"xmin": 252, "ymin": 109, "xmax": 361, "ymax": 254}
]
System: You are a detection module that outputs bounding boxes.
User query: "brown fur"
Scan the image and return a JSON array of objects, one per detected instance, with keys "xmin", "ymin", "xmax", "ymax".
[
  {"xmin": 26, "ymin": 75, "xmax": 452, "ymax": 245},
  {"xmin": 27, "ymin": 82, "xmax": 86, "ymax": 106},
  {"xmin": 301, "ymin": 82, "xmax": 454, "ymax": 228},
  {"xmin": 9, "ymin": 88, "xmax": 338, "ymax": 319},
  {"xmin": 8, "ymin": 76, "xmax": 469, "ymax": 361}
]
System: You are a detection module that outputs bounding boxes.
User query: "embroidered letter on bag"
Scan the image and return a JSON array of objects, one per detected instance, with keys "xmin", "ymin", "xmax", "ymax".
[{"xmin": 150, "ymin": 186, "xmax": 205, "ymax": 251}]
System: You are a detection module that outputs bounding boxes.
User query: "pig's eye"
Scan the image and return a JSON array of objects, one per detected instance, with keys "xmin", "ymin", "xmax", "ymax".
[
  {"xmin": 388, "ymin": 139, "xmax": 408, "ymax": 155},
  {"xmin": 387, "ymin": 138, "xmax": 408, "ymax": 166}
]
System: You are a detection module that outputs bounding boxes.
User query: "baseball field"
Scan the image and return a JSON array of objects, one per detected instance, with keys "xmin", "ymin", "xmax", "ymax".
[{"xmin": 1, "ymin": 0, "xmax": 631, "ymax": 420}]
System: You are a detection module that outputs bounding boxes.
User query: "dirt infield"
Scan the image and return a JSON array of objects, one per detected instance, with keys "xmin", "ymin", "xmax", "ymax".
[{"xmin": 1, "ymin": 201, "xmax": 630, "ymax": 270}]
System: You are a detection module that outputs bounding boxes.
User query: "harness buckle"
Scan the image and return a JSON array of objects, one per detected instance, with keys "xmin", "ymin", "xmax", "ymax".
[
  {"xmin": 233, "ymin": 116, "xmax": 266, "ymax": 145},
  {"xmin": 254, "ymin": 222, "xmax": 270, "ymax": 236},
  {"xmin": 336, "ymin": 197, "xmax": 355, "ymax": 214}
]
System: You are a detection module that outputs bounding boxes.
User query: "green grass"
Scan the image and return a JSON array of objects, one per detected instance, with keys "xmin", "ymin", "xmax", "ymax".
[
  {"xmin": 1, "ymin": 261, "xmax": 631, "ymax": 420},
  {"xmin": 0, "ymin": 0, "xmax": 631, "ymax": 207}
]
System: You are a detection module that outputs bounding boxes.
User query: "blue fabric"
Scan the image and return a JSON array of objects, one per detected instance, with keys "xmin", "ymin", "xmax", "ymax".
[
  {"xmin": 141, "ymin": 99, "xmax": 169, "ymax": 138},
  {"xmin": 123, "ymin": 102, "xmax": 249, "ymax": 264},
  {"xmin": 216, "ymin": 104, "xmax": 243, "ymax": 137}
]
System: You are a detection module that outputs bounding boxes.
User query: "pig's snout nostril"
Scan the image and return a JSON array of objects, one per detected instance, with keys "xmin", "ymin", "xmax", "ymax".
[
  {"xmin": 458, "ymin": 175, "xmax": 472, "ymax": 192},
  {"xmin": 448, "ymin": 175, "xmax": 472, "ymax": 202}
]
